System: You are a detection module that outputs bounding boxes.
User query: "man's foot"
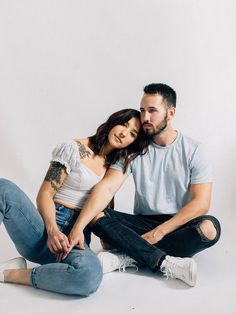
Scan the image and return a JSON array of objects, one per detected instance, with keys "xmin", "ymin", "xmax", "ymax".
[
  {"xmin": 98, "ymin": 251, "xmax": 138, "ymax": 274},
  {"xmin": 160, "ymin": 255, "xmax": 197, "ymax": 287},
  {"xmin": 0, "ymin": 257, "xmax": 27, "ymax": 282}
]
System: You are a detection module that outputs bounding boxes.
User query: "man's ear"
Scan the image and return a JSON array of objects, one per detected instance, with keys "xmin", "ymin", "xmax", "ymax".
[{"xmin": 168, "ymin": 107, "xmax": 176, "ymax": 120}]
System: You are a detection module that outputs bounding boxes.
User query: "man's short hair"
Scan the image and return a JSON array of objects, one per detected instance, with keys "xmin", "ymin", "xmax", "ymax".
[{"xmin": 144, "ymin": 83, "xmax": 177, "ymax": 108}]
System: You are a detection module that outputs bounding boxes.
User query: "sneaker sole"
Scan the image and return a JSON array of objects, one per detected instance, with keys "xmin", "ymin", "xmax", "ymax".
[
  {"xmin": 0, "ymin": 257, "xmax": 27, "ymax": 270},
  {"xmin": 189, "ymin": 259, "xmax": 197, "ymax": 287}
]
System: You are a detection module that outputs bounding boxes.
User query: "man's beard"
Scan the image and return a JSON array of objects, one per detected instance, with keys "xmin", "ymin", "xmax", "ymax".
[{"xmin": 142, "ymin": 113, "xmax": 168, "ymax": 139}]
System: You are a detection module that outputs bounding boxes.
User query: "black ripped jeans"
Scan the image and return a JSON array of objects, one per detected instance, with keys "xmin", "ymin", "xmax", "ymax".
[{"xmin": 92, "ymin": 208, "xmax": 221, "ymax": 270}]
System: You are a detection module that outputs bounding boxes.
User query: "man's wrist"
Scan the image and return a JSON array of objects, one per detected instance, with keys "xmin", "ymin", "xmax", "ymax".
[
  {"xmin": 155, "ymin": 225, "xmax": 168, "ymax": 237},
  {"xmin": 72, "ymin": 222, "xmax": 84, "ymax": 233}
]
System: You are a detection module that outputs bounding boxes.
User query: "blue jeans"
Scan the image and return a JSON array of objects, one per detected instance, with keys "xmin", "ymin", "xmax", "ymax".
[
  {"xmin": 92, "ymin": 207, "xmax": 221, "ymax": 269},
  {"xmin": 0, "ymin": 179, "xmax": 102, "ymax": 296}
]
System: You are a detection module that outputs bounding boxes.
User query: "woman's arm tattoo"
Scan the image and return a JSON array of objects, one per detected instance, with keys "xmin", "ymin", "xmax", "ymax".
[{"xmin": 44, "ymin": 161, "xmax": 66, "ymax": 192}]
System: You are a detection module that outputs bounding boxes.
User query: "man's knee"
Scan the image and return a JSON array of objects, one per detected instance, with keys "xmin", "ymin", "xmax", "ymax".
[{"xmin": 199, "ymin": 219, "xmax": 218, "ymax": 241}]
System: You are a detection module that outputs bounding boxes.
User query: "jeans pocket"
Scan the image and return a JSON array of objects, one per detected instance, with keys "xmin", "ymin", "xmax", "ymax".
[
  {"xmin": 55, "ymin": 206, "xmax": 73, "ymax": 230},
  {"xmin": 91, "ymin": 209, "xmax": 112, "ymax": 229}
]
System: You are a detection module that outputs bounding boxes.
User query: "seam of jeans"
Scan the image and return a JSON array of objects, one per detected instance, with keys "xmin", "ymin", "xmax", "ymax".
[
  {"xmin": 30, "ymin": 267, "xmax": 38, "ymax": 288},
  {"xmin": 6, "ymin": 201, "xmax": 43, "ymax": 235}
]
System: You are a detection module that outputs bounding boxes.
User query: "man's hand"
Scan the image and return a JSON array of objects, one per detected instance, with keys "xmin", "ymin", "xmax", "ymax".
[
  {"xmin": 50, "ymin": 228, "xmax": 85, "ymax": 262},
  {"xmin": 68, "ymin": 228, "xmax": 85, "ymax": 251},
  {"xmin": 141, "ymin": 226, "xmax": 166, "ymax": 245}
]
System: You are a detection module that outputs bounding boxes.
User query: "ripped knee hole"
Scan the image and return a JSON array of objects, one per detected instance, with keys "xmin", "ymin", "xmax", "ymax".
[{"xmin": 199, "ymin": 219, "xmax": 217, "ymax": 241}]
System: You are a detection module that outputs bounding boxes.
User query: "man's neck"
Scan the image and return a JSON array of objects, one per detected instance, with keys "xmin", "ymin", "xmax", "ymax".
[{"xmin": 152, "ymin": 128, "xmax": 177, "ymax": 146}]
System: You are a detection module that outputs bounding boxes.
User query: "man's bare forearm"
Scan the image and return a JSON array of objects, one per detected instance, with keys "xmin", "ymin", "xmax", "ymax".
[
  {"xmin": 74, "ymin": 169, "xmax": 128, "ymax": 231},
  {"xmin": 159, "ymin": 199, "xmax": 209, "ymax": 236},
  {"xmin": 155, "ymin": 183, "xmax": 212, "ymax": 236}
]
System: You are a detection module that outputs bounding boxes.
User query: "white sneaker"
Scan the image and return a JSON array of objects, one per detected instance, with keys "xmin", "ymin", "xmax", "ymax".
[
  {"xmin": 98, "ymin": 251, "xmax": 138, "ymax": 274},
  {"xmin": 160, "ymin": 255, "xmax": 197, "ymax": 287},
  {"xmin": 0, "ymin": 257, "xmax": 27, "ymax": 282}
]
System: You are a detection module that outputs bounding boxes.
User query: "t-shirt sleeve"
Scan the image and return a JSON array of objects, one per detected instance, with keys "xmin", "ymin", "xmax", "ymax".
[
  {"xmin": 190, "ymin": 144, "xmax": 213, "ymax": 184},
  {"xmin": 110, "ymin": 158, "xmax": 132, "ymax": 175},
  {"xmin": 51, "ymin": 141, "xmax": 80, "ymax": 174}
]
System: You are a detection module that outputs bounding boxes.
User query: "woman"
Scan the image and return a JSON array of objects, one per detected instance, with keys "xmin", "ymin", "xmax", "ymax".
[{"xmin": 0, "ymin": 109, "xmax": 148, "ymax": 296}]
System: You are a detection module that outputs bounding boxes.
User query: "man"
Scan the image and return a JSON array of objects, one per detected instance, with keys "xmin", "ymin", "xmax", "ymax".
[{"xmin": 70, "ymin": 83, "xmax": 221, "ymax": 287}]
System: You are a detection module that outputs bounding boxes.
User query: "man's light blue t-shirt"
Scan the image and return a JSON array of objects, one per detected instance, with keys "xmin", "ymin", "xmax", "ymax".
[{"xmin": 110, "ymin": 132, "xmax": 212, "ymax": 215}]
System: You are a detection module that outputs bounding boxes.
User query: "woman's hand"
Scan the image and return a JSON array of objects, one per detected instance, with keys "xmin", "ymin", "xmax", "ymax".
[
  {"xmin": 47, "ymin": 229, "xmax": 71, "ymax": 261},
  {"xmin": 54, "ymin": 228, "xmax": 85, "ymax": 262}
]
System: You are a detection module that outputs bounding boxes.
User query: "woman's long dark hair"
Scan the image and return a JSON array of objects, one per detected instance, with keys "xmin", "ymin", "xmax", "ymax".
[{"xmin": 89, "ymin": 109, "xmax": 149, "ymax": 173}]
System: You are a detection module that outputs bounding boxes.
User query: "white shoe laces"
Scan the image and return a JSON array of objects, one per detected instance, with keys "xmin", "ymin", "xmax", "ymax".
[
  {"xmin": 117, "ymin": 255, "xmax": 138, "ymax": 273},
  {"xmin": 160, "ymin": 255, "xmax": 197, "ymax": 287},
  {"xmin": 160, "ymin": 256, "xmax": 183, "ymax": 280}
]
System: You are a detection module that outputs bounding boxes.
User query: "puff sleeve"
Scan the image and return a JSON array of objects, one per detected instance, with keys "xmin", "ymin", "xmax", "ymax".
[{"xmin": 51, "ymin": 141, "xmax": 80, "ymax": 174}]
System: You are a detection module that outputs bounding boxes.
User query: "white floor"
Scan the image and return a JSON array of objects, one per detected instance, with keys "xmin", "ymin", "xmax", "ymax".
[{"xmin": 1, "ymin": 216, "xmax": 235, "ymax": 314}]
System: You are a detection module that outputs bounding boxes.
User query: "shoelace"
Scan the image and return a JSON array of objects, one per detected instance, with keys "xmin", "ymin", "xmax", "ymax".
[
  {"xmin": 161, "ymin": 257, "xmax": 183, "ymax": 280},
  {"xmin": 118, "ymin": 256, "xmax": 139, "ymax": 273},
  {"xmin": 161, "ymin": 266, "xmax": 174, "ymax": 280}
]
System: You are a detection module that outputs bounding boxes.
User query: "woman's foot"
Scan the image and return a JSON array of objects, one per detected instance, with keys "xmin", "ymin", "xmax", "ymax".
[{"xmin": 0, "ymin": 257, "xmax": 27, "ymax": 282}]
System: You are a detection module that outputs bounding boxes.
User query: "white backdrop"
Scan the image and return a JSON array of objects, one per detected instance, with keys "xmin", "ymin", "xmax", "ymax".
[{"xmin": 0, "ymin": 0, "xmax": 235, "ymax": 245}]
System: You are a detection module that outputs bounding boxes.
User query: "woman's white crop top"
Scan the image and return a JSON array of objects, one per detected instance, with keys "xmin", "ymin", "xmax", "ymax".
[{"xmin": 52, "ymin": 140, "xmax": 105, "ymax": 209}]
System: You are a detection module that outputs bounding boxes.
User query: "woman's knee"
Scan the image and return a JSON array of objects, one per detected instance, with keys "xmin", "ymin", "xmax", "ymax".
[
  {"xmin": 69, "ymin": 252, "xmax": 103, "ymax": 296},
  {"xmin": 0, "ymin": 179, "xmax": 18, "ymax": 212},
  {"xmin": 0, "ymin": 179, "xmax": 16, "ymax": 194},
  {"xmin": 0, "ymin": 179, "xmax": 23, "ymax": 204}
]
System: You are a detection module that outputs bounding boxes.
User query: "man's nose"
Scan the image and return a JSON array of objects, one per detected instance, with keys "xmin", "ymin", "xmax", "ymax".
[{"xmin": 142, "ymin": 111, "xmax": 150, "ymax": 122}]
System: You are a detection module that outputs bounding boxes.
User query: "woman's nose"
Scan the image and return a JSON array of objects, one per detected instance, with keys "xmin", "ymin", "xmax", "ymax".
[{"xmin": 119, "ymin": 129, "xmax": 127, "ymax": 138}]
